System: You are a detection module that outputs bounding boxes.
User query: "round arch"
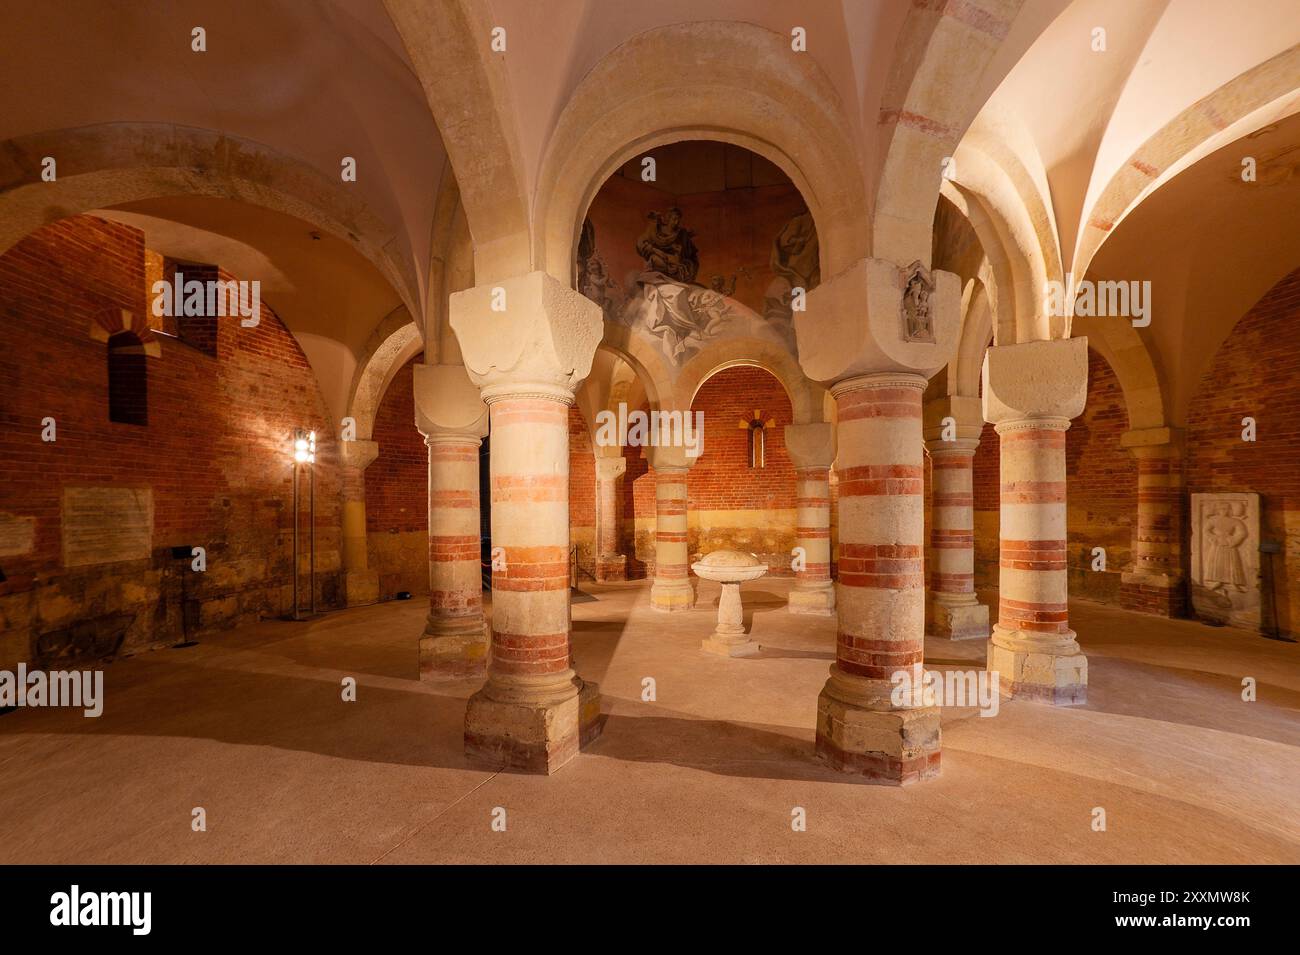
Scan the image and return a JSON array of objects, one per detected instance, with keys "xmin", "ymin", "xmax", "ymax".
[
  {"xmin": 676, "ymin": 339, "xmax": 825, "ymax": 426},
  {"xmin": 346, "ymin": 310, "xmax": 423, "ymax": 442},
  {"xmin": 534, "ymin": 20, "xmax": 869, "ymax": 287}
]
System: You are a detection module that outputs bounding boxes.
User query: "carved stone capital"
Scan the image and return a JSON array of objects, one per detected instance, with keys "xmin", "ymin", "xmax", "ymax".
[
  {"xmin": 339, "ymin": 439, "xmax": 379, "ymax": 471},
  {"xmin": 413, "ymin": 363, "xmax": 489, "ymax": 440},
  {"xmin": 982, "ymin": 337, "xmax": 1088, "ymax": 426},
  {"xmin": 450, "ymin": 271, "xmax": 602, "ymax": 402},
  {"xmin": 783, "ymin": 422, "xmax": 835, "ymax": 470}
]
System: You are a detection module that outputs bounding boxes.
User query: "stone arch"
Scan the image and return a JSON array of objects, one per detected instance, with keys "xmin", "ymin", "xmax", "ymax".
[
  {"xmin": 596, "ymin": 325, "xmax": 672, "ymax": 413},
  {"xmin": 676, "ymin": 339, "xmax": 824, "ymax": 426},
  {"xmin": 873, "ymin": 0, "xmax": 1053, "ymax": 268},
  {"xmin": 1072, "ymin": 316, "xmax": 1167, "ymax": 432},
  {"xmin": 1074, "ymin": 46, "xmax": 1300, "ymax": 283},
  {"xmin": 347, "ymin": 309, "xmax": 423, "ymax": 441},
  {"xmin": 0, "ymin": 123, "xmax": 420, "ymax": 320},
  {"xmin": 383, "ymin": 0, "xmax": 531, "ymax": 283},
  {"xmin": 534, "ymin": 20, "xmax": 869, "ymax": 287},
  {"xmin": 954, "ymin": 279, "xmax": 995, "ymax": 399}
]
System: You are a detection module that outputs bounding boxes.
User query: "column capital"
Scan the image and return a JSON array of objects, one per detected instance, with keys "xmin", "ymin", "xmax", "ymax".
[
  {"xmin": 796, "ymin": 256, "xmax": 961, "ymax": 385},
  {"xmin": 339, "ymin": 438, "xmax": 379, "ymax": 471},
  {"xmin": 923, "ymin": 394, "xmax": 983, "ymax": 444},
  {"xmin": 645, "ymin": 444, "xmax": 697, "ymax": 473},
  {"xmin": 450, "ymin": 271, "xmax": 602, "ymax": 402},
  {"xmin": 414, "ymin": 363, "xmax": 489, "ymax": 440},
  {"xmin": 982, "ymin": 337, "xmax": 1088, "ymax": 426},
  {"xmin": 594, "ymin": 455, "xmax": 627, "ymax": 481},
  {"xmin": 784, "ymin": 422, "xmax": 835, "ymax": 470}
]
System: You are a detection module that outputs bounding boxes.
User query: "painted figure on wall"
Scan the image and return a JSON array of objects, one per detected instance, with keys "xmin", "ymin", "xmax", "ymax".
[
  {"xmin": 764, "ymin": 210, "xmax": 819, "ymax": 326},
  {"xmin": 636, "ymin": 208, "xmax": 699, "ymax": 284}
]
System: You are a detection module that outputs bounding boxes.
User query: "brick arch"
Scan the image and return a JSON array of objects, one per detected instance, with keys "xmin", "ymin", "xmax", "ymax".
[
  {"xmin": 347, "ymin": 310, "xmax": 422, "ymax": 442},
  {"xmin": 677, "ymin": 339, "xmax": 826, "ymax": 426}
]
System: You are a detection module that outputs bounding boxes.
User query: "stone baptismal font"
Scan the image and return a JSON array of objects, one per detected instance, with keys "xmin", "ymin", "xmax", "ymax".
[{"xmin": 691, "ymin": 549, "xmax": 768, "ymax": 657}]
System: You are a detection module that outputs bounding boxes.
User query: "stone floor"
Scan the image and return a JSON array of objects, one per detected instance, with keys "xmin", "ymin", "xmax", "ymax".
[{"xmin": 1, "ymin": 578, "xmax": 1297, "ymax": 864}]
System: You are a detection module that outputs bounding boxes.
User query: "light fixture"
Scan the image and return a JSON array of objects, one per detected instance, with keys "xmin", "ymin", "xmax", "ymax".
[{"xmin": 290, "ymin": 428, "xmax": 317, "ymax": 620}]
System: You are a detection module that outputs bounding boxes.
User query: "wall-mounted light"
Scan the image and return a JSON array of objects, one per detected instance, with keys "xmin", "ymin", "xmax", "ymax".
[{"xmin": 290, "ymin": 428, "xmax": 317, "ymax": 620}]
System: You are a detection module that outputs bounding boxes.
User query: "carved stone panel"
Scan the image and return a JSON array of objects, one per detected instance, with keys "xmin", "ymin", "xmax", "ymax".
[
  {"xmin": 1190, "ymin": 492, "xmax": 1261, "ymax": 631},
  {"xmin": 901, "ymin": 260, "xmax": 935, "ymax": 343}
]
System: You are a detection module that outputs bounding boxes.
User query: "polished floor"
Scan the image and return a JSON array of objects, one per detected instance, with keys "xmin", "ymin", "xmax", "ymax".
[{"xmin": 1, "ymin": 578, "xmax": 1297, "ymax": 864}]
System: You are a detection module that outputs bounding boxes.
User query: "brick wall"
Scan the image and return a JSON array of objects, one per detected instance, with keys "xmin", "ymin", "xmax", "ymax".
[
  {"xmin": 0, "ymin": 215, "xmax": 342, "ymax": 669},
  {"xmin": 972, "ymin": 419, "xmax": 1000, "ymax": 593},
  {"xmin": 365, "ymin": 354, "xmax": 428, "ymax": 598},
  {"xmin": 686, "ymin": 365, "xmax": 796, "ymax": 574},
  {"xmin": 1186, "ymin": 266, "xmax": 1300, "ymax": 638},
  {"xmin": 570, "ymin": 405, "xmax": 596, "ymax": 580}
]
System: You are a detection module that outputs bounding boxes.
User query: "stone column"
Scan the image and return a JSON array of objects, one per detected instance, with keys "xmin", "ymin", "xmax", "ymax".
[
  {"xmin": 339, "ymin": 439, "xmax": 380, "ymax": 606},
  {"xmin": 922, "ymin": 395, "xmax": 989, "ymax": 639},
  {"xmin": 797, "ymin": 257, "xmax": 962, "ymax": 784},
  {"xmin": 983, "ymin": 338, "xmax": 1089, "ymax": 705},
  {"xmin": 594, "ymin": 455, "xmax": 627, "ymax": 581},
  {"xmin": 1119, "ymin": 427, "xmax": 1185, "ymax": 617},
  {"xmin": 784, "ymin": 422, "xmax": 835, "ymax": 614},
  {"xmin": 415, "ymin": 363, "xmax": 490, "ymax": 680},
  {"xmin": 647, "ymin": 444, "xmax": 695, "ymax": 612},
  {"xmin": 451, "ymin": 271, "xmax": 603, "ymax": 774}
]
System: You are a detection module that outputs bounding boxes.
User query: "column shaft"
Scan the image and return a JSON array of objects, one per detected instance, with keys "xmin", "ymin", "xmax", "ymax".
[
  {"xmin": 789, "ymin": 466, "xmax": 835, "ymax": 614},
  {"xmin": 464, "ymin": 394, "xmax": 600, "ymax": 772},
  {"xmin": 594, "ymin": 457, "xmax": 627, "ymax": 581},
  {"xmin": 1120, "ymin": 439, "xmax": 1185, "ymax": 616},
  {"xmin": 650, "ymin": 466, "xmax": 694, "ymax": 611},
  {"xmin": 986, "ymin": 418, "xmax": 1087, "ymax": 703},
  {"xmin": 926, "ymin": 439, "xmax": 989, "ymax": 639},
  {"xmin": 815, "ymin": 373, "xmax": 940, "ymax": 783},
  {"xmin": 339, "ymin": 439, "xmax": 380, "ymax": 606},
  {"xmin": 420, "ymin": 433, "xmax": 488, "ymax": 680}
]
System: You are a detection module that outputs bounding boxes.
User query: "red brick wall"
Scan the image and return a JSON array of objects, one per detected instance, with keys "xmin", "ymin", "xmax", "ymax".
[
  {"xmin": 365, "ymin": 354, "xmax": 428, "ymax": 598},
  {"xmin": 366, "ymin": 355, "xmax": 427, "ymax": 534},
  {"xmin": 1186, "ymin": 266, "xmax": 1300, "ymax": 637},
  {"xmin": 569, "ymin": 405, "xmax": 596, "ymax": 578},
  {"xmin": 972, "ymin": 420, "xmax": 1000, "ymax": 593},
  {"xmin": 1065, "ymin": 349, "xmax": 1135, "ymax": 602},
  {"xmin": 0, "ymin": 215, "xmax": 342, "ymax": 666}
]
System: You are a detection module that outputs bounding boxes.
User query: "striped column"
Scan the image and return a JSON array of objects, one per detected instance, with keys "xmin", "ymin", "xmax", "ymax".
[
  {"xmin": 594, "ymin": 456, "xmax": 627, "ymax": 581},
  {"xmin": 419, "ymin": 431, "xmax": 488, "ymax": 680},
  {"xmin": 986, "ymin": 417, "xmax": 1088, "ymax": 703},
  {"xmin": 789, "ymin": 465, "xmax": 834, "ymax": 613},
  {"xmin": 1119, "ymin": 431, "xmax": 1185, "ymax": 616},
  {"xmin": 339, "ymin": 439, "xmax": 380, "ymax": 606},
  {"xmin": 925, "ymin": 437, "xmax": 989, "ymax": 639},
  {"xmin": 815, "ymin": 373, "xmax": 940, "ymax": 784},
  {"xmin": 463, "ymin": 392, "xmax": 600, "ymax": 773},
  {"xmin": 649, "ymin": 452, "xmax": 694, "ymax": 611}
]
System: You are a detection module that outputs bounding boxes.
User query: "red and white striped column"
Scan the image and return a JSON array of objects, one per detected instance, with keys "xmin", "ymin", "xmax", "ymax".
[
  {"xmin": 420, "ymin": 430, "xmax": 488, "ymax": 679},
  {"xmin": 1119, "ymin": 429, "xmax": 1185, "ymax": 617},
  {"xmin": 922, "ymin": 397, "xmax": 990, "ymax": 640},
  {"xmin": 449, "ymin": 271, "xmax": 604, "ymax": 775},
  {"xmin": 648, "ymin": 445, "xmax": 694, "ymax": 611},
  {"xmin": 983, "ymin": 339, "xmax": 1088, "ymax": 704},
  {"xmin": 785, "ymin": 422, "xmax": 835, "ymax": 615},
  {"xmin": 815, "ymin": 373, "xmax": 940, "ymax": 783},
  {"xmin": 594, "ymin": 455, "xmax": 627, "ymax": 581}
]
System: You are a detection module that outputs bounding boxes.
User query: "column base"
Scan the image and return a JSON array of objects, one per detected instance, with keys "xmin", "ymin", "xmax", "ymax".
[
  {"xmin": 788, "ymin": 582, "xmax": 835, "ymax": 615},
  {"xmin": 594, "ymin": 554, "xmax": 627, "ymax": 582},
  {"xmin": 1119, "ymin": 571, "xmax": 1184, "ymax": 617},
  {"xmin": 987, "ymin": 626, "xmax": 1087, "ymax": 705},
  {"xmin": 419, "ymin": 616, "xmax": 489, "ymax": 681},
  {"xmin": 651, "ymin": 579, "xmax": 695, "ymax": 612},
  {"xmin": 344, "ymin": 571, "xmax": 380, "ymax": 607},
  {"xmin": 814, "ymin": 668, "xmax": 941, "ymax": 784},
  {"xmin": 701, "ymin": 630, "xmax": 760, "ymax": 657},
  {"xmin": 464, "ymin": 679, "xmax": 602, "ymax": 774},
  {"xmin": 930, "ymin": 596, "xmax": 990, "ymax": 640}
]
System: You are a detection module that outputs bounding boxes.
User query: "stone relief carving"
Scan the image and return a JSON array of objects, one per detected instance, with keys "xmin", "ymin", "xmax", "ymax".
[
  {"xmin": 901, "ymin": 260, "xmax": 935, "ymax": 343},
  {"xmin": 1190, "ymin": 492, "xmax": 1261, "ymax": 631}
]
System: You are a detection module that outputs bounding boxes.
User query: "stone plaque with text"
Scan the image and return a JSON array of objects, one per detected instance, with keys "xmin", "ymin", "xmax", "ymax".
[{"xmin": 61, "ymin": 487, "xmax": 153, "ymax": 567}]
